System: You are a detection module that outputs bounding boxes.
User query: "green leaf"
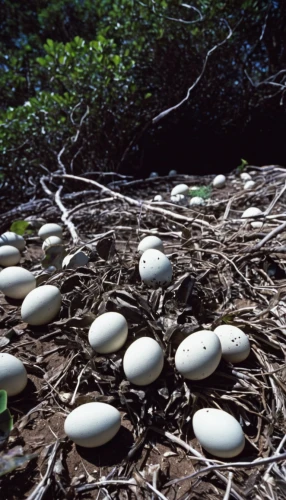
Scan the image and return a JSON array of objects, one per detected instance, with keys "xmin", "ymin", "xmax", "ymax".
[
  {"xmin": 0, "ymin": 391, "xmax": 7, "ymax": 413},
  {"xmin": 10, "ymin": 220, "xmax": 30, "ymax": 235},
  {"xmin": 144, "ymin": 93, "xmax": 152, "ymax": 99},
  {"xmin": 0, "ymin": 391, "xmax": 13, "ymax": 443}
]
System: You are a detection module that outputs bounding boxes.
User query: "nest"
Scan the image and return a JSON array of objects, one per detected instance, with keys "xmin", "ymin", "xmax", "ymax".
[{"xmin": 0, "ymin": 165, "xmax": 286, "ymax": 499}]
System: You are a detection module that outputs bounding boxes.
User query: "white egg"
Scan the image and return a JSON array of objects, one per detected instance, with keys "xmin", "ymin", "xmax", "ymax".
[
  {"xmin": 123, "ymin": 337, "xmax": 164, "ymax": 385},
  {"xmin": 214, "ymin": 325, "xmax": 250, "ymax": 363},
  {"xmin": 244, "ymin": 180, "xmax": 255, "ymax": 190},
  {"xmin": 171, "ymin": 184, "xmax": 189, "ymax": 196},
  {"xmin": 21, "ymin": 285, "xmax": 61, "ymax": 325},
  {"xmin": 88, "ymin": 312, "xmax": 128, "ymax": 353},
  {"xmin": 149, "ymin": 172, "xmax": 159, "ymax": 178},
  {"xmin": 153, "ymin": 194, "xmax": 163, "ymax": 202},
  {"xmin": 0, "ymin": 353, "xmax": 27, "ymax": 396},
  {"xmin": 240, "ymin": 172, "xmax": 252, "ymax": 181},
  {"xmin": 170, "ymin": 193, "xmax": 186, "ymax": 204},
  {"xmin": 0, "ymin": 267, "xmax": 36, "ymax": 299},
  {"xmin": 0, "ymin": 245, "xmax": 21, "ymax": 267},
  {"xmin": 62, "ymin": 251, "xmax": 89, "ymax": 269},
  {"xmin": 139, "ymin": 248, "xmax": 172, "ymax": 288},
  {"xmin": 138, "ymin": 236, "xmax": 164, "ymax": 255},
  {"xmin": 168, "ymin": 169, "xmax": 177, "ymax": 176},
  {"xmin": 241, "ymin": 207, "xmax": 263, "ymax": 219},
  {"xmin": 64, "ymin": 402, "xmax": 121, "ymax": 448},
  {"xmin": 241, "ymin": 207, "xmax": 263, "ymax": 228},
  {"xmin": 38, "ymin": 223, "xmax": 63, "ymax": 240},
  {"xmin": 175, "ymin": 330, "xmax": 222, "ymax": 380},
  {"xmin": 42, "ymin": 236, "xmax": 63, "ymax": 251},
  {"xmin": 190, "ymin": 196, "xmax": 205, "ymax": 206},
  {"xmin": 0, "ymin": 231, "xmax": 25, "ymax": 251},
  {"xmin": 212, "ymin": 175, "xmax": 226, "ymax": 188},
  {"xmin": 192, "ymin": 408, "xmax": 245, "ymax": 458}
]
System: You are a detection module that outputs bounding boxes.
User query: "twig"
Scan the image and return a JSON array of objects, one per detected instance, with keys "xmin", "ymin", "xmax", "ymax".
[
  {"xmin": 223, "ymin": 472, "xmax": 233, "ymax": 500},
  {"xmin": 165, "ymin": 452, "xmax": 286, "ymax": 487},
  {"xmin": 152, "ymin": 19, "xmax": 233, "ymax": 124},
  {"xmin": 27, "ymin": 441, "xmax": 60, "ymax": 500},
  {"xmin": 54, "ymin": 186, "xmax": 80, "ymax": 244}
]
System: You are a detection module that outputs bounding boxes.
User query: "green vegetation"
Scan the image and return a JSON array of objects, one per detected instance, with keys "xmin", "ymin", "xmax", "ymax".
[
  {"xmin": 189, "ymin": 185, "xmax": 212, "ymax": 200},
  {"xmin": 0, "ymin": 390, "xmax": 13, "ymax": 443},
  {"xmin": 0, "ymin": 1, "xmax": 285, "ymax": 197}
]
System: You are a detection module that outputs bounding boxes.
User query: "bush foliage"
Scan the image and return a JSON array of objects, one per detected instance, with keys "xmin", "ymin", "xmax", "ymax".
[{"xmin": 0, "ymin": 1, "xmax": 285, "ymax": 195}]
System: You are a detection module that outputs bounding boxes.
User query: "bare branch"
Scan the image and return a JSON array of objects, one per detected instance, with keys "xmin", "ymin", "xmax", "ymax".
[{"xmin": 152, "ymin": 19, "xmax": 233, "ymax": 124}]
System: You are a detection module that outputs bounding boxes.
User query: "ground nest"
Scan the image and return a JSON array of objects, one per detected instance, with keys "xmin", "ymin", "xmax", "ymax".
[{"xmin": 0, "ymin": 165, "xmax": 286, "ymax": 499}]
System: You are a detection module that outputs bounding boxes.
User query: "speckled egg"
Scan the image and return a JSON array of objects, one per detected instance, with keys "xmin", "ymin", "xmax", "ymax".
[
  {"xmin": 64, "ymin": 402, "xmax": 121, "ymax": 448},
  {"xmin": 38, "ymin": 223, "xmax": 63, "ymax": 240},
  {"xmin": 88, "ymin": 312, "xmax": 128, "ymax": 353},
  {"xmin": 0, "ymin": 353, "xmax": 27, "ymax": 396},
  {"xmin": 138, "ymin": 236, "xmax": 164, "ymax": 255},
  {"xmin": 139, "ymin": 248, "xmax": 172, "ymax": 288},
  {"xmin": 42, "ymin": 236, "xmax": 63, "ymax": 251},
  {"xmin": 214, "ymin": 325, "xmax": 250, "ymax": 363},
  {"xmin": 175, "ymin": 330, "xmax": 222, "ymax": 380},
  {"xmin": 0, "ymin": 267, "xmax": 36, "ymax": 299},
  {"xmin": 123, "ymin": 337, "xmax": 164, "ymax": 385},
  {"xmin": 0, "ymin": 245, "xmax": 21, "ymax": 267},
  {"xmin": 21, "ymin": 285, "xmax": 61, "ymax": 325},
  {"xmin": 193, "ymin": 408, "xmax": 245, "ymax": 458},
  {"xmin": 0, "ymin": 232, "xmax": 25, "ymax": 251}
]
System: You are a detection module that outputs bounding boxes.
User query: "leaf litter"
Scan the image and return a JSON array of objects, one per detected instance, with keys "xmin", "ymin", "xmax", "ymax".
[{"xmin": 0, "ymin": 166, "xmax": 286, "ymax": 499}]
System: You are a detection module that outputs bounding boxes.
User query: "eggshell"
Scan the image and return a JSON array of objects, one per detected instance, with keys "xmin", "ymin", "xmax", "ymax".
[
  {"xmin": 0, "ymin": 267, "xmax": 36, "ymax": 299},
  {"xmin": 171, "ymin": 184, "xmax": 189, "ymax": 196},
  {"xmin": 0, "ymin": 353, "xmax": 27, "ymax": 396},
  {"xmin": 192, "ymin": 408, "xmax": 245, "ymax": 458},
  {"xmin": 64, "ymin": 402, "xmax": 121, "ymax": 448},
  {"xmin": 21, "ymin": 285, "xmax": 61, "ymax": 325},
  {"xmin": 240, "ymin": 172, "xmax": 252, "ymax": 181},
  {"xmin": 88, "ymin": 312, "xmax": 128, "ymax": 353},
  {"xmin": 138, "ymin": 236, "xmax": 164, "ymax": 255},
  {"xmin": 170, "ymin": 194, "xmax": 186, "ymax": 204},
  {"xmin": 123, "ymin": 337, "xmax": 164, "ymax": 385},
  {"xmin": 241, "ymin": 207, "xmax": 263, "ymax": 228},
  {"xmin": 190, "ymin": 196, "xmax": 204, "ymax": 206},
  {"xmin": 0, "ymin": 245, "xmax": 21, "ymax": 267},
  {"xmin": 212, "ymin": 175, "xmax": 226, "ymax": 188},
  {"xmin": 62, "ymin": 251, "xmax": 89, "ymax": 269},
  {"xmin": 38, "ymin": 223, "xmax": 63, "ymax": 240},
  {"xmin": 42, "ymin": 236, "xmax": 63, "ymax": 251},
  {"xmin": 244, "ymin": 180, "xmax": 255, "ymax": 190},
  {"xmin": 0, "ymin": 231, "xmax": 25, "ymax": 251},
  {"xmin": 175, "ymin": 330, "xmax": 222, "ymax": 380},
  {"xmin": 214, "ymin": 325, "xmax": 250, "ymax": 363},
  {"xmin": 139, "ymin": 248, "xmax": 172, "ymax": 288}
]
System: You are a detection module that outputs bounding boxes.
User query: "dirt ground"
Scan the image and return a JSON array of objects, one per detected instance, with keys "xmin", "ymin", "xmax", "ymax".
[{"xmin": 0, "ymin": 167, "xmax": 286, "ymax": 499}]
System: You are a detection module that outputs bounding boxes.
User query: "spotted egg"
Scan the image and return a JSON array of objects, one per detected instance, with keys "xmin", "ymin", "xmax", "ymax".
[
  {"xmin": 214, "ymin": 325, "xmax": 250, "ymax": 363},
  {"xmin": 139, "ymin": 248, "xmax": 172, "ymax": 288},
  {"xmin": 175, "ymin": 330, "xmax": 222, "ymax": 380}
]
